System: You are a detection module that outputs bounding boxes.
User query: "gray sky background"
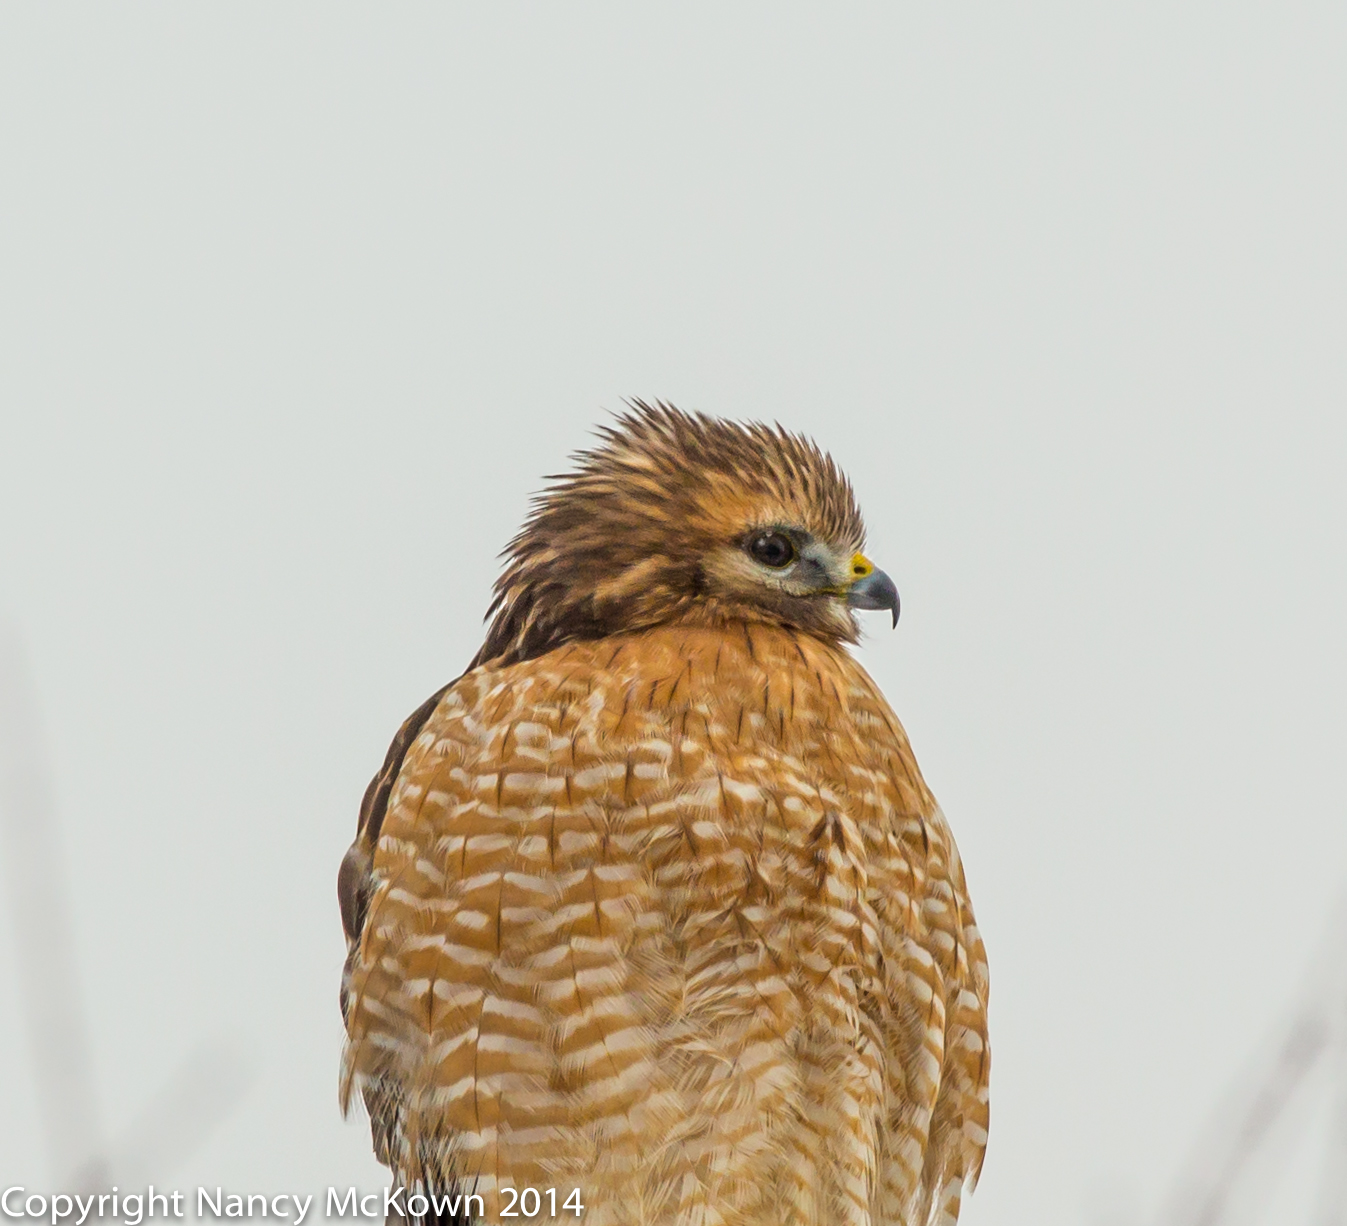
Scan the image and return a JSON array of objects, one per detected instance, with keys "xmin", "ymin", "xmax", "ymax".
[{"xmin": 1, "ymin": 6, "xmax": 1344, "ymax": 1225}]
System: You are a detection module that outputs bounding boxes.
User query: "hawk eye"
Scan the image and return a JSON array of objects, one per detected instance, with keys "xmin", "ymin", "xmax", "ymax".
[{"xmin": 748, "ymin": 532, "xmax": 796, "ymax": 569}]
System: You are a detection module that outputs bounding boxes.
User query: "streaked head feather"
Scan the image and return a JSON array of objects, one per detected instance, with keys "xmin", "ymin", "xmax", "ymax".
[{"xmin": 472, "ymin": 400, "xmax": 868, "ymax": 668}]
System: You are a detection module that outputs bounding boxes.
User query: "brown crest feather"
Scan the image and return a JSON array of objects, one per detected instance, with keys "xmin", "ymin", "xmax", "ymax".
[{"xmin": 470, "ymin": 400, "xmax": 866, "ymax": 668}]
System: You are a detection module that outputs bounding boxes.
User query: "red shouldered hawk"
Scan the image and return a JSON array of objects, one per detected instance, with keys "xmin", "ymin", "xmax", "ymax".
[{"xmin": 338, "ymin": 402, "xmax": 989, "ymax": 1226}]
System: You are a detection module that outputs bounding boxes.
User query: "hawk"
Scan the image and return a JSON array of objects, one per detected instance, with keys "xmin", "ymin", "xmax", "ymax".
[{"xmin": 339, "ymin": 403, "xmax": 989, "ymax": 1226}]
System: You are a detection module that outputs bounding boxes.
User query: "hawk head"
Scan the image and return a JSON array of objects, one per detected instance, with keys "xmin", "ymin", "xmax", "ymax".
[{"xmin": 472, "ymin": 400, "xmax": 899, "ymax": 668}]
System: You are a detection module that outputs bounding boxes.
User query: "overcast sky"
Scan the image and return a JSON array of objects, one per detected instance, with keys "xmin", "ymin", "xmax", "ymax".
[{"xmin": 1, "ymin": 6, "xmax": 1344, "ymax": 1225}]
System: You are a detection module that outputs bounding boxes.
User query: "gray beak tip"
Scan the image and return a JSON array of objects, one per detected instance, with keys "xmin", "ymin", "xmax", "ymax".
[{"xmin": 846, "ymin": 567, "xmax": 900, "ymax": 629}]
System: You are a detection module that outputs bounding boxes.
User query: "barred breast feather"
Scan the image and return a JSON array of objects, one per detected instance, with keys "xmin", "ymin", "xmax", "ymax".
[{"xmin": 340, "ymin": 622, "xmax": 989, "ymax": 1226}]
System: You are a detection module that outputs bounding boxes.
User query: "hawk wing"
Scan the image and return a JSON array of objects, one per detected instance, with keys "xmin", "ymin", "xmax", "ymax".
[{"xmin": 339, "ymin": 681, "xmax": 451, "ymax": 974}]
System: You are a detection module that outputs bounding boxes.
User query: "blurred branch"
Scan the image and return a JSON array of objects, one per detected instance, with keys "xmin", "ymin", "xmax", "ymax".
[
  {"xmin": 0, "ymin": 627, "xmax": 255, "ymax": 1190},
  {"xmin": 1159, "ymin": 898, "xmax": 1347, "ymax": 1226},
  {"xmin": 0, "ymin": 629, "xmax": 106, "ymax": 1185}
]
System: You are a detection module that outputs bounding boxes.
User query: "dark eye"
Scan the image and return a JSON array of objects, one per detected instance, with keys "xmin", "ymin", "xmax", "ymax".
[{"xmin": 748, "ymin": 532, "xmax": 796, "ymax": 569}]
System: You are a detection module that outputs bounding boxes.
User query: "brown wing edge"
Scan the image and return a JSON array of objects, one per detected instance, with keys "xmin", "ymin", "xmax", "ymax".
[
  {"xmin": 339, "ymin": 680, "xmax": 486, "ymax": 1220},
  {"xmin": 338, "ymin": 681, "xmax": 453, "ymax": 1016}
]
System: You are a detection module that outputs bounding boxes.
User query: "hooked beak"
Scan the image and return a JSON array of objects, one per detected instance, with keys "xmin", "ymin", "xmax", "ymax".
[{"xmin": 846, "ymin": 554, "xmax": 900, "ymax": 628}]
